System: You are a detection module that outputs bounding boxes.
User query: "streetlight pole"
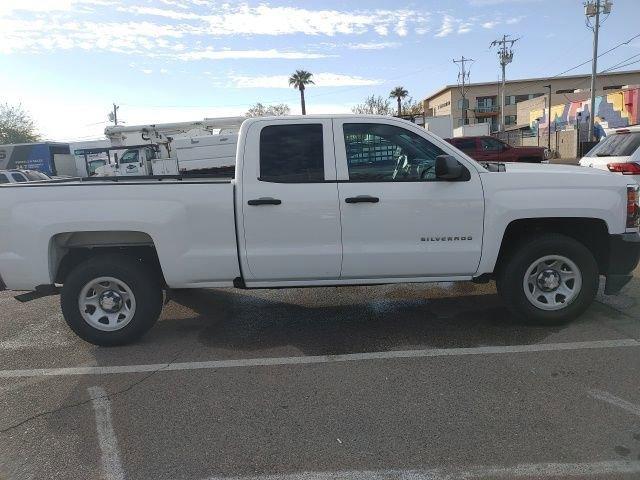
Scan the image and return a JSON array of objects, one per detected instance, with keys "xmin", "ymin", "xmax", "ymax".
[{"xmin": 544, "ymin": 84, "xmax": 552, "ymax": 153}]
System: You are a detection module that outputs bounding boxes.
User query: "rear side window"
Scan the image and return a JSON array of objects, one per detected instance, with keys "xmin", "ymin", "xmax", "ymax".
[
  {"xmin": 0, "ymin": 173, "xmax": 8, "ymax": 184},
  {"xmin": 11, "ymin": 173, "xmax": 27, "ymax": 183},
  {"xmin": 259, "ymin": 124, "xmax": 324, "ymax": 183},
  {"xmin": 453, "ymin": 138, "xmax": 476, "ymax": 152},
  {"xmin": 586, "ymin": 132, "xmax": 640, "ymax": 157},
  {"xmin": 480, "ymin": 138, "xmax": 504, "ymax": 151}
]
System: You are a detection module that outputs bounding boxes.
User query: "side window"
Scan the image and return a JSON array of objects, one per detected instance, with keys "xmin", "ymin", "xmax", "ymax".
[
  {"xmin": 11, "ymin": 172, "xmax": 27, "ymax": 183},
  {"xmin": 259, "ymin": 124, "xmax": 324, "ymax": 183},
  {"xmin": 454, "ymin": 138, "xmax": 476, "ymax": 153},
  {"xmin": 480, "ymin": 138, "xmax": 504, "ymax": 151},
  {"xmin": 343, "ymin": 123, "xmax": 447, "ymax": 182},
  {"xmin": 120, "ymin": 150, "xmax": 139, "ymax": 164},
  {"xmin": 0, "ymin": 173, "xmax": 8, "ymax": 184}
]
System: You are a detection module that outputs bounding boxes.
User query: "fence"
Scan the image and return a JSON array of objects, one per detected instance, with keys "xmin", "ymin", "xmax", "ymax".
[{"xmin": 494, "ymin": 128, "xmax": 580, "ymax": 160}]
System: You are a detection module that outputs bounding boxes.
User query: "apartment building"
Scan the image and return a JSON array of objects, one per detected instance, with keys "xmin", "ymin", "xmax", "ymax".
[{"xmin": 422, "ymin": 70, "xmax": 640, "ymax": 132}]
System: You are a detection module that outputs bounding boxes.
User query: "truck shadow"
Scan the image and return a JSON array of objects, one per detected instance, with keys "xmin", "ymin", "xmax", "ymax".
[{"xmin": 161, "ymin": 285, "xmax": 563, "ymax": 356}]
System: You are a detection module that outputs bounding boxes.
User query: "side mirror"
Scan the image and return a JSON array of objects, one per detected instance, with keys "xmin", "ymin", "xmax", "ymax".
[{"xmin": 435, "ymin": 155, "xmax": 463, "ymax": 180}]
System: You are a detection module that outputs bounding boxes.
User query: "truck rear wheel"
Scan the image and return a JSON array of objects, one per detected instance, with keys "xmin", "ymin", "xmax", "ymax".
[
  {"xmin": 61, "ymin": 254, "xmax": 163, "ymax": 346},
  {"xmin": 496, "ymin": 234, "xmax": 599, "ymax": 325}
]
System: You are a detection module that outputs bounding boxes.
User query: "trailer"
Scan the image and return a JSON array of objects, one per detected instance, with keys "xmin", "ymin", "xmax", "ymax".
[{"xmin": 0, "ymin": 142, "xmax": 71, "ymax": 176}]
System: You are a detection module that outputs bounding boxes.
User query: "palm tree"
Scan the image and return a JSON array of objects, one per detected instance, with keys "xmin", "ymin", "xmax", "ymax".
[
  {"xmin": 289, "ymin": 70, "xmax": 314, "ymax": 115},
  {"xmin": 390, "ymin": 86, "xmax": 409, "ymax": 117}
]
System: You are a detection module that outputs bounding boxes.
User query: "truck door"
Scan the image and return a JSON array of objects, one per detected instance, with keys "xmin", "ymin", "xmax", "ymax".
[
  {"xmin": 240, "ymin": 119, "xmax": 342, "ymax": 282},
  {"xmin": 118, "ymin": 149, "xmax": 142, "ymax": 175},
  {"xmin": 334, "ymin": 119, "xmax": 484, "ymax": 279}
]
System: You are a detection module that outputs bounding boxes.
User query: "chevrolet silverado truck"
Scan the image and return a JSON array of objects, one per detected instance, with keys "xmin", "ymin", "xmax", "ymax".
[{"xmin": 0, "ymin": 115, "xmax": 638, "ymax": 346}]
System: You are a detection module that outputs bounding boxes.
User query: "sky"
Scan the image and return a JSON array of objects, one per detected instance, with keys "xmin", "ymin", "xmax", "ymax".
[{"xmin": 1, "ymin": 0, "xmax": 639, "ymax": 141}]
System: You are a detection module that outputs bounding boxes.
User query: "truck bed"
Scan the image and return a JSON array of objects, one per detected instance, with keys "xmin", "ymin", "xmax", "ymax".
[{"xmin": 0, "ymin": 178, "xmax": 241, "ymax": 290}]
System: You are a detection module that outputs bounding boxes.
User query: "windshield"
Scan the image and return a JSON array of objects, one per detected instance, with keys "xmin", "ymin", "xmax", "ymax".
[
  {"xmin": 586, "ymin": 132, "xmax": 640, "ymax": 157},
  {"xmin": 88, "ymin": 159, "xmax": 106, "ymax": 175},
  {"xmin": 119, "ymin": 150, "xmax": 139, "ymax": 164},
  {"xmin": 22, "ymin": 171, "xmax": 47, "ymax": 181}
]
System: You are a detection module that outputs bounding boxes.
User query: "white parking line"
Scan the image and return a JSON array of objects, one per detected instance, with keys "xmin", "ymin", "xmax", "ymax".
[
  {"xmin": 88, "ymin": 386, "xmax": 126, "ymax": 480},
  {"xmin": 0, "ymin": 338, "xmax": 638, "ymax": 379},
  {"xmin": 203, "ymin": 460, "xmax": 640, "ymax": 479},
  {"xmin": 589, "ymin": 389, "xmax": 640, "ymax": 418}
]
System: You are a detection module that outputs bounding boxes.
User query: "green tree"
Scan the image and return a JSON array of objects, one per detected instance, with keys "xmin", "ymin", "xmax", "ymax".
[
  {"xmin": 389, "ymin": 86, "xmax": 409, "ymax": 117},
  {"xmin": 288, "ymin": 70, "xmax": 314, "ymax": 115},
  {"xmin": 0, "ymin": 102, "xmax": 40, "ymax": 144},
  {"xmin": 245, "ymin": 103, "xmax": 291, "ymax": 117},
  {"xmin": 351, "ymin": 95, "xmax": 393, "ymax": 115},
  {"xmin": 401, "ymin": 97, "xmax": 424, "ymax": 118}
]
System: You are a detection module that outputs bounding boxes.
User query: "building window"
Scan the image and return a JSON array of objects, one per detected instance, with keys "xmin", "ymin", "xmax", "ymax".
[
  {"xmin": 603, "ymin": 85, "xmax": 624, "ymax": 91},
  {"xmin": 505, "ymin": 115, "xmax": 517, "ymax": 126},
  {"xmin": 457, "ymin": 98, "xmax": 469, "ymax": 109},
  {"xmin": 504, "ymin": 95, "xmax": 516, "ymax": 106}
]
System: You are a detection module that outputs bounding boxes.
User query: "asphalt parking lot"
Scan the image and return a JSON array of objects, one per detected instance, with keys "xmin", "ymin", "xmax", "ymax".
[{"xmin": 1, "ymin": 272, "xmax": 640, "ymax": 480}]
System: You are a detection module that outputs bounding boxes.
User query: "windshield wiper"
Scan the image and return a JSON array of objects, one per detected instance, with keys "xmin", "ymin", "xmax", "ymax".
[{"xmin": 595, "ymin": 153, "xmax": 613, "ymax": 157}]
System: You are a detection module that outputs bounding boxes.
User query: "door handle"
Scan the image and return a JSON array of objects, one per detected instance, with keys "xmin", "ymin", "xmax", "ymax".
[
  {"xmin": 345, "ymin": 195, "xmax": 379, "ymax": 204},
  {"xmin": 248, "ymin": 197, "xmax": 282, "ymax": 206}
]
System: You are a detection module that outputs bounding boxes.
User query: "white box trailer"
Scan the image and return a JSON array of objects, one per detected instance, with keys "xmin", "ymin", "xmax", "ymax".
[
  {"xmin": 453, "ymin": 123, "xmax": 490, "ymax": 138},
  {"xmin": 423, "ymin": 116, "xmax": 453, "ymax": 139},
  {"xmin": 173, "ymin": 134, "xmax": 238, "ymax": 171}
]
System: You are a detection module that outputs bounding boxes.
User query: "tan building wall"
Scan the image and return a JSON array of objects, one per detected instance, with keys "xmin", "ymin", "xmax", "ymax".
[{"xmin": 423, "ymin": 70, "xmax": 640, "ymax": 132}]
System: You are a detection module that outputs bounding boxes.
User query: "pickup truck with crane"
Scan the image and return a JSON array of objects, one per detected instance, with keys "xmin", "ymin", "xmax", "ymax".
[{"xmin": 0, "ymin": 115, "xmax": 638, "ymax": 346}]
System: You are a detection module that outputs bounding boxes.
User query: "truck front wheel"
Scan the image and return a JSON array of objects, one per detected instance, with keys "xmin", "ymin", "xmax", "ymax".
[
  {"xmin": 496, "ymin": 234, "xmax": 599, "ymax": 325},
  {"xmin": 61, "ymin": 254, "xmax": 163, "ymax": 346}
]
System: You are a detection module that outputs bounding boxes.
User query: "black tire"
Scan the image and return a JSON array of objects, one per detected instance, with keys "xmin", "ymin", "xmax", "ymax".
[
  {"xmin": 61, "ymin": 254, "xmax": 163, "ymax": 346},
  {"xmin": 496, "ymin": 233, "xmax": 599, "ymax": 325}
]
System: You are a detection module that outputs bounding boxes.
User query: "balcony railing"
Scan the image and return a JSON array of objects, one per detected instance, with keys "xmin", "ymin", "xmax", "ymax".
[{"xmin": 474, "ymin": 105, "xmax": 500, "ymax": 114}]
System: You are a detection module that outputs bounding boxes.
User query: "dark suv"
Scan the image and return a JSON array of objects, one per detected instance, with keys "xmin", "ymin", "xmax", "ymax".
[{"xmin": 446, "ymin": 136, "xmax": 548, "ymax": 163}]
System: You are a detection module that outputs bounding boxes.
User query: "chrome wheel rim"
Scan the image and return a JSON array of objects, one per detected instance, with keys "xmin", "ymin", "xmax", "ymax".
[
  {"xmin": 78, "ymin": 277, "xmax": 136, "ymax": 331},
  {"xmin": 523, "ymin": 255, "xmax": 582, "ymax": 311}
]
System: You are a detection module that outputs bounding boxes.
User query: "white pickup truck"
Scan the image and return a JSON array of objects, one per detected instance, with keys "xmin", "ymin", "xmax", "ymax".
[{"xmin": 1, "ymin": 115, "xmax": 639, "ymax": 346}]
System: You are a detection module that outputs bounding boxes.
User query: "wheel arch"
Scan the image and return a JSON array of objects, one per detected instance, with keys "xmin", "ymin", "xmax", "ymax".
[
  {"xmin": 493, "ymin": 218, "xmax": 610, "ymax": 276},
  {"xmin": 49, "ymin": 231, "xmax": 166, "ymax": 286}
]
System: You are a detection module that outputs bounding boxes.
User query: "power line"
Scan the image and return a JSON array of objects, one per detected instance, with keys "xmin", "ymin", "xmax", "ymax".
[{"xmin": 497, "ymin": 32, "xmax": 640, "ymax": 100}]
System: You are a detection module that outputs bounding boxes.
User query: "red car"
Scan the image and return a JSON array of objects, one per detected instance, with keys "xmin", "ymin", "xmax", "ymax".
[{"xmin": 446, "ymin": 136, "xmax": 548, "ymax": 163}]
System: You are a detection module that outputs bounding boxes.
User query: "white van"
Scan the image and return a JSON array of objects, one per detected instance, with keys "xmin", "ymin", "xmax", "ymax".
[{"xmin": 579, "ymin": 125, "xmax": 640, "ymax": 184}]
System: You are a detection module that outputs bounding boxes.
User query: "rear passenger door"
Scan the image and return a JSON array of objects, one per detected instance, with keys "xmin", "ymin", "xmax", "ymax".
[{"xmin": 240, "ymin": 120, "xmax": 342, "ymax": 282}]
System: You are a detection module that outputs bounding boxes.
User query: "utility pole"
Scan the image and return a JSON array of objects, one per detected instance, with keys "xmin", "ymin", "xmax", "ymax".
[
  {"xmin": 490, "ymin": 35, "xmax": 519, "ymax": 132},
  {"xmin": 108, "ymin": 103, "xmax": 120, "ymax": 126},
  {"xmin": 585, "ymin": 0, "xmax": 612, "ymax": 141},
  {"xmin": 453, "ymin": 56, "xmax": 473, "ymax": 126},
  {"xmin": 544, "ymin": 84, "xmax": 552, "ymax": 153}
]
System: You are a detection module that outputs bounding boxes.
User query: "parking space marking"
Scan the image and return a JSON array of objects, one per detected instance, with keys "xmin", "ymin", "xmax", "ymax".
[
  {"xmin": 203, "ymin": 460, "xmax": 640, "ymax": 479},
  {"xmin": 0, "ymin": 339, "xmax": 638, "ymax": 379},
  {"xmin": 589, "ymin": 389, "xmax": 640, "ymax": 418},
  {"xmin": 88, "ymin": 386, "xmax": 126, "ymax": 480}
]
